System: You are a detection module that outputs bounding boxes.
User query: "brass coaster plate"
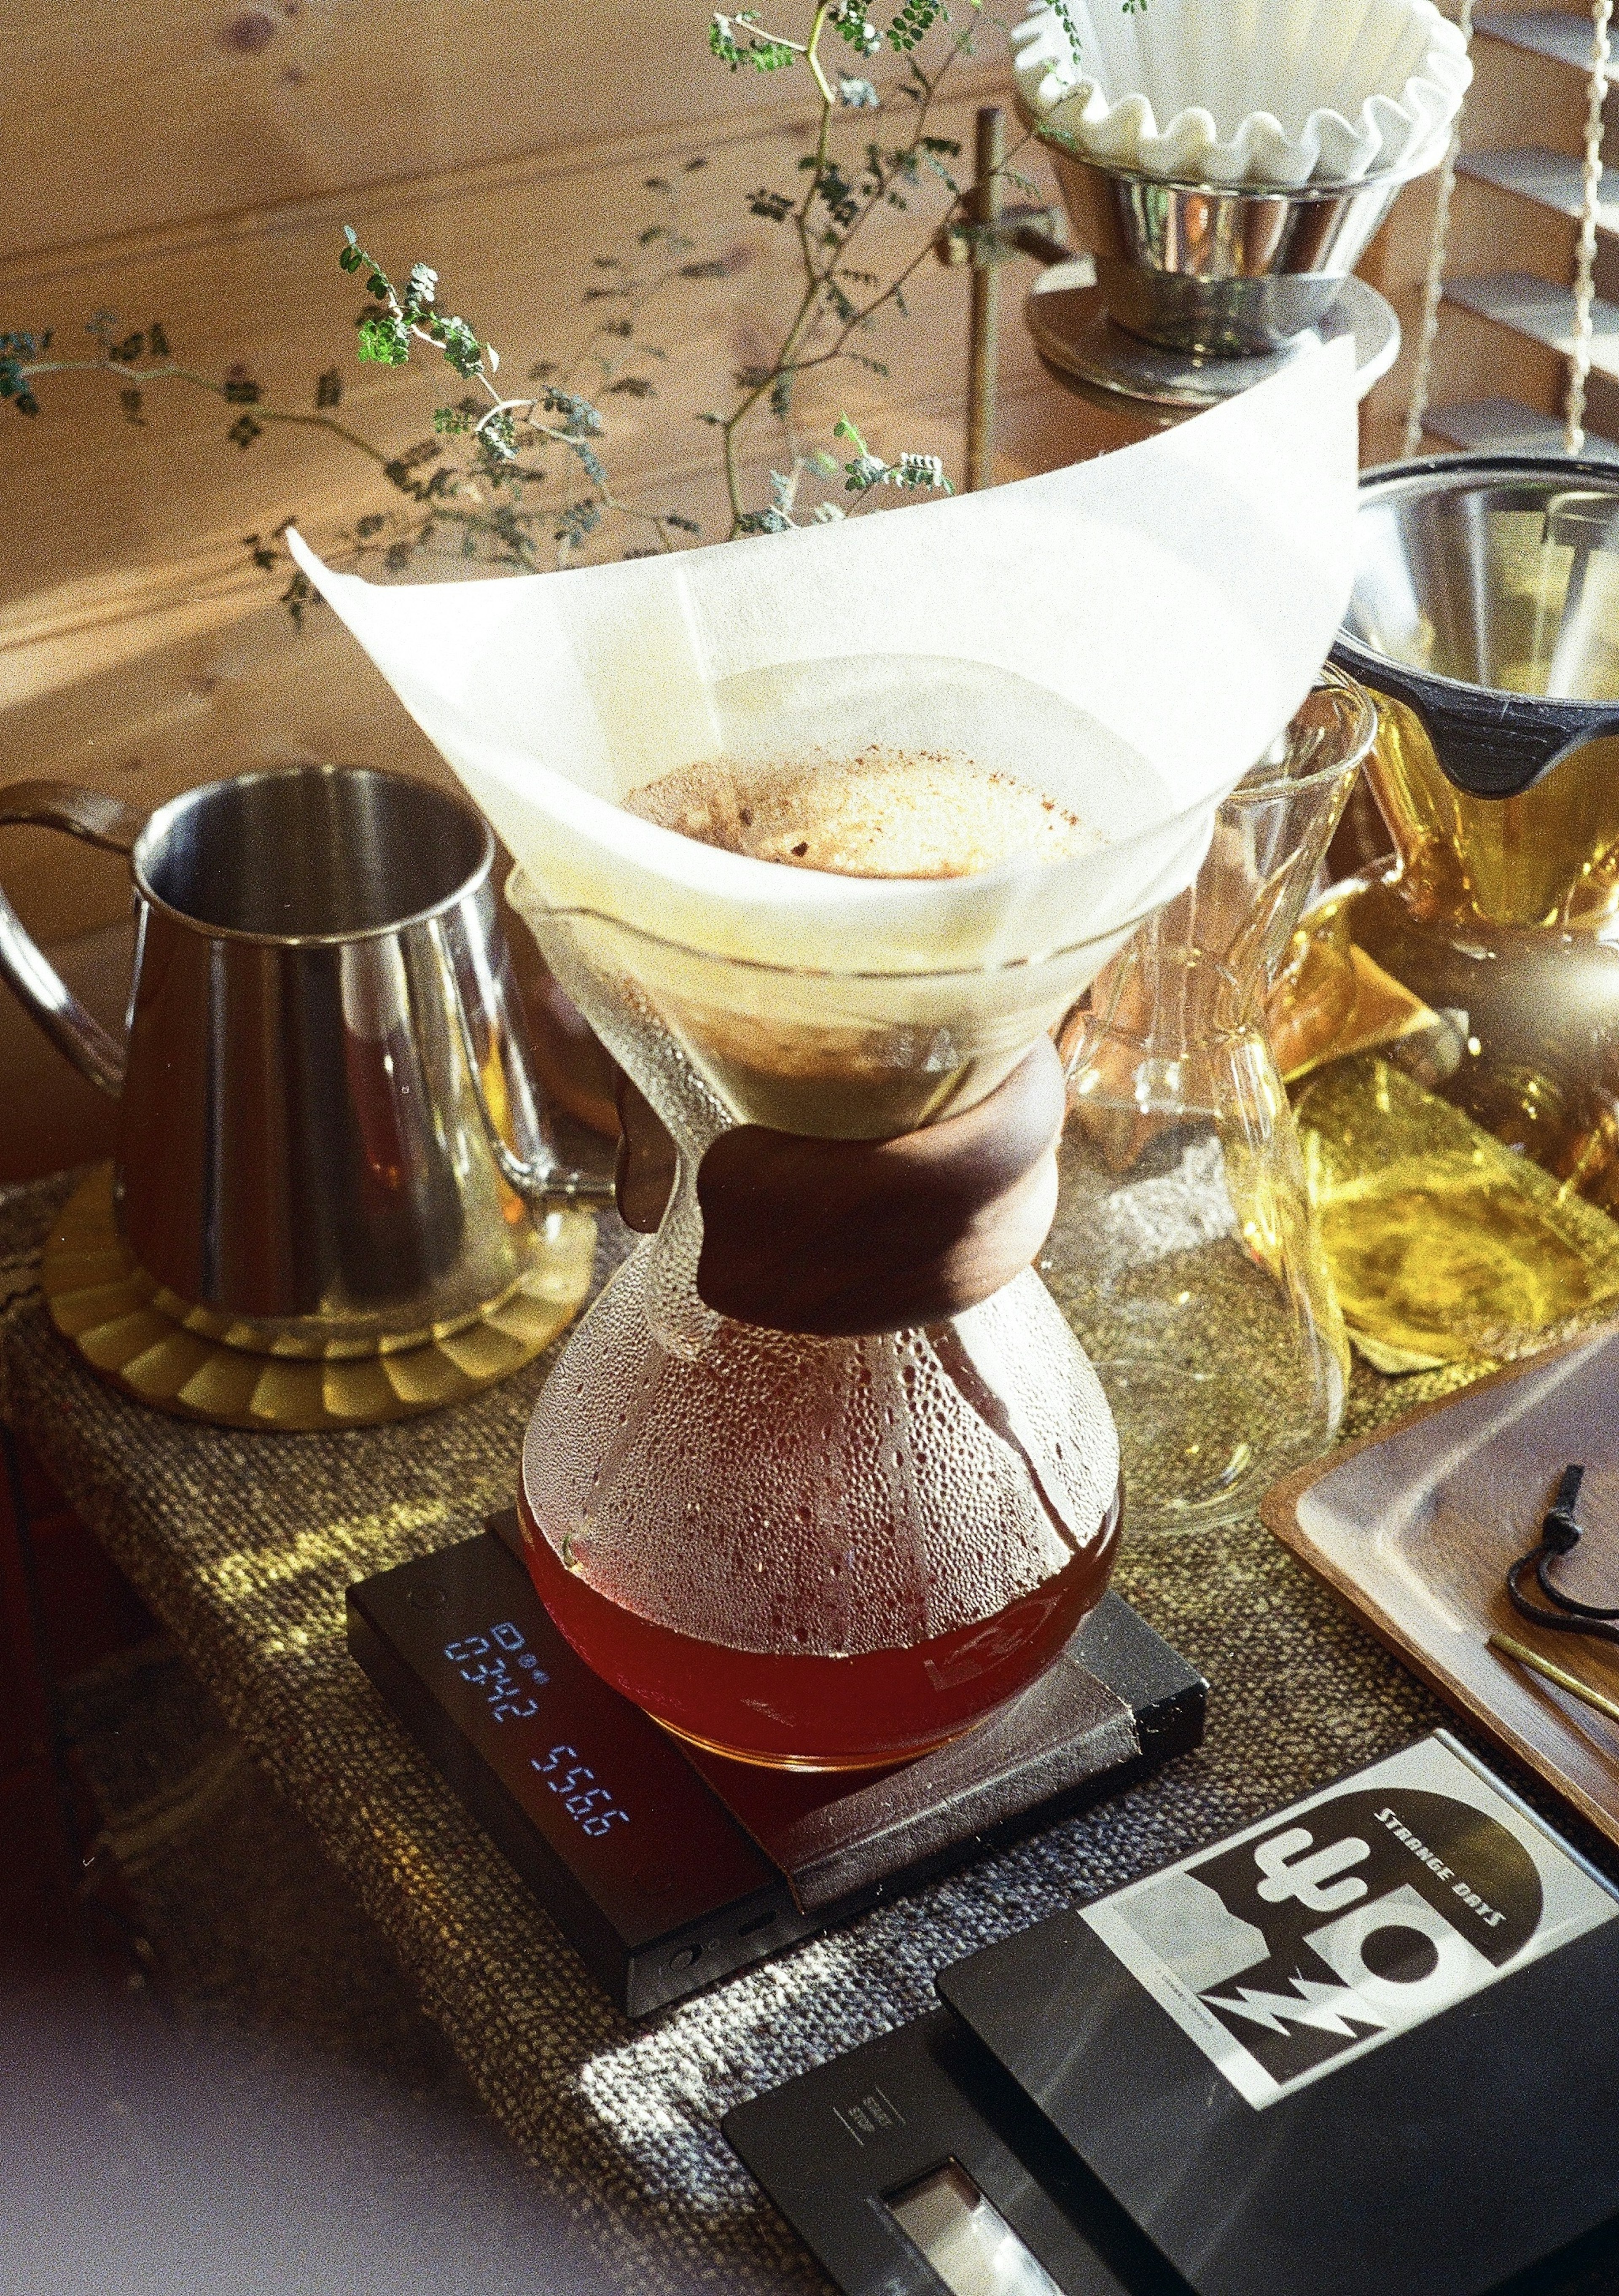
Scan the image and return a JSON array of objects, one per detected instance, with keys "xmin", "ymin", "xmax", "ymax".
[{"xmin": 42, "ymin": 1167, "xmax": 596, "ymax": 1431}]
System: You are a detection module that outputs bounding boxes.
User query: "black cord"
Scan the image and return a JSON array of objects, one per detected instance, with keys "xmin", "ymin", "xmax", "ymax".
[{"xmin": 1505, "ymin": 1465, "xmax": 1619, "ymax": 1643}]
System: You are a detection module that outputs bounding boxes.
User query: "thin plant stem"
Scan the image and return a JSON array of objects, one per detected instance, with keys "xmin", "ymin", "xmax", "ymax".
[{"xmin": 718, "ymin": 16, "xmax": 968, "ymax": 534}]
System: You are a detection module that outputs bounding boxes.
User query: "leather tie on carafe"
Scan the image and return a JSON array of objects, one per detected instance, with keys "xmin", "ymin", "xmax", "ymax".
[{"xmin": 614, "ymin": 1036, "xmax": 1067, "ymax": 1338}]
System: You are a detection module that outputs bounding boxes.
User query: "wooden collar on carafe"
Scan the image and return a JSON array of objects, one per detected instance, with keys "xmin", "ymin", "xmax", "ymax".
[{"xmin": 613, "ymin": 1037, "xmax": 1066, "ymax": 1338}]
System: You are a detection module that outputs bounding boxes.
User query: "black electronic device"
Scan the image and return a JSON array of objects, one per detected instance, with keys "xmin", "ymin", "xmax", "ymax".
[
  {"xmin": 726, "ymin": 1732, "xmax": 1619, "ymax": 2296},
  {"xmin": 727, "ymin": 2006, "xmax": 1181, "ymax": 2296},
  {"xmin": 345, "ymin": 1514, "xmax": 1205, "ymax": 2016}
]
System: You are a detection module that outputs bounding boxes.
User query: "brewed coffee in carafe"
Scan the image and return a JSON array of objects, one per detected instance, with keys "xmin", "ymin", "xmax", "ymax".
[{"xmin": 511, "ymin": 879, "xmax": 1128, "ymax": 1770}]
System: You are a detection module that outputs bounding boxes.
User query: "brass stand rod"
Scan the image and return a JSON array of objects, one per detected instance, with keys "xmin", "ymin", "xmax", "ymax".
[
  {"xmin": 1490, "ymin": 1631, "xmax": 1619, "ymax": 1727},
  {"xmin": 966, "ymin": 105, "xmax": 1005, "ymax": 493}
]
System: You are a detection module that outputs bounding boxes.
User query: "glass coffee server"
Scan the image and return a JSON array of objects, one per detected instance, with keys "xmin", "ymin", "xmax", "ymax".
[
  {"xmin": 1043, "ymin": 671, "xmax": 1374, "ymax": 1533},
  {"xmin": 506, "ymin": 886, "xmax": 1181, "ymax": 1771}
]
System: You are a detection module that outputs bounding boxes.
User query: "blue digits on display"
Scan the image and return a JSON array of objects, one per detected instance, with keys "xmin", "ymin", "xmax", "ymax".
[
  {"xmin": 441, "ymin": 1630, "xmax": 629, "ymax": 1833},
  {"xmin": 442, "ymin": 1624, "xmax": 549, "ymax": 1724},
  {"xmin": 531, "ymin": 1742, "xmax": 630, "ymax": 1837}
]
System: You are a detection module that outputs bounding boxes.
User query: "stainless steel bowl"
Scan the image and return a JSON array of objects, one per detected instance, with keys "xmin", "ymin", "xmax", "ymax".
[
  {"xmin": 1042, "ymin": 134, "xmax": 1404, "ymax": 357},
  {"xmin": 1334, "ymin": 453, "xmax": 1619, "ymax": 797}
]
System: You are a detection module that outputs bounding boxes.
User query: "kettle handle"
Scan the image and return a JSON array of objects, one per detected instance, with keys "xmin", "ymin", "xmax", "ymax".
[
  {"xmin": 1331, "ymin": 639, "xmax": 1619, "ymax": 798},
  {"xmin": 0, "ymin": 780, "xmax": 145, "ymax": 1098},
  {"xmin": 439, "ymin": 929, "xmax": 617, "ymax": 1208}
]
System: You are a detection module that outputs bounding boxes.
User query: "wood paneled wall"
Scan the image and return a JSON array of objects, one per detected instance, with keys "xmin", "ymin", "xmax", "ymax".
[
  {"xmin": 6, "ymin": 0, "xmax": 820, "ymax": 263},
  {"xmin": 0, "ymin": 0, "xmax": 1590, "ymax": 1177},
  {"xmin": 2, "ymin": 45, "xmax": 1087, "ymax": 964}
]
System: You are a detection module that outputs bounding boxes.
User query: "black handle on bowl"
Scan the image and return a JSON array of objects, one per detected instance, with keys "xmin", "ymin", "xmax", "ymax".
[{"xmin": 1331, "ymin": 636, "xmax": 1619, "ymax": 800}]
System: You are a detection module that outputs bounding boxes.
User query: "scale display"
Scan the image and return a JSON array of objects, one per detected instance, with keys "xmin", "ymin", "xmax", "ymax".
[
  {"xmin": 347, "ymin": 1526, "xmax": 794, "ymax": 2014},
  {"xmin": 441, "ymin": 1619, "xmax": 632, "ymax": 1835},
  {"xmin": 887, "ymin": 2162, "xmax": 1066, "ymax": 2296},
  {"xmin": 726, "ymin": 2006, "xmax": 1173, "ymax": 2296}
]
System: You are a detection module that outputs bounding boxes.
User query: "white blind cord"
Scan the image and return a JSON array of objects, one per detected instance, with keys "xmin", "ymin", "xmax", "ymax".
[
  {"xmin": 1565, "ymin": 0, "xmax": 1614, "ymax": 457},
  {"xmin": 1403, "ymin": 0, "xmax": 1475, "ymax": 458}
]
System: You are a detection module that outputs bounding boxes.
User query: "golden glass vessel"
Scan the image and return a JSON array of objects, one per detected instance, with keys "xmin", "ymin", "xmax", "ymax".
[{"xmin": 1277, "ymin": 459, "xmax": 1619, "ymax": 1369}]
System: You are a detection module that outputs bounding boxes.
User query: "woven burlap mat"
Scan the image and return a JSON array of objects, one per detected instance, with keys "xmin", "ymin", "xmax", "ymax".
[{"xmin": 0, "ymin": 1171, "xmax": 1595, "ymax": 2295}]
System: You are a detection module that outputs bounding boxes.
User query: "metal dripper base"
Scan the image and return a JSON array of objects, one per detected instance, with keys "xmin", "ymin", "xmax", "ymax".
[{"xmin": 1026, "ymin": 263, "xmax": 1399, "ymax": 411}]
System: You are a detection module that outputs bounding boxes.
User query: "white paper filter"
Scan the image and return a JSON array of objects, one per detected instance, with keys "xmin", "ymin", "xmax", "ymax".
[
  {"xmin": 1012, "ymin": 0, "xmax": 1471, "ymax": 187},
  {"xmin": 287, "ymin": 349, "xmax": 1355, "ymax": 1098}
]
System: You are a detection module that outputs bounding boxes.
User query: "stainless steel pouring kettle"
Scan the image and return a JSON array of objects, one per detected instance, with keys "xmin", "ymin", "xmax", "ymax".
[{"xmin": 0, "ymin": 763, "xmax": 608, "ymax": 1357}]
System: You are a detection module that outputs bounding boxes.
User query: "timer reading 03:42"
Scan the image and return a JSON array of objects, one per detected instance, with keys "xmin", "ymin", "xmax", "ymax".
[
  {"xmin": 444, "ymin": 1622, "xmax": 549, "ymax": 1723},
  {"xmin": 442, "ymin": 1624, "xmax": 630, "ymax": 1837}
]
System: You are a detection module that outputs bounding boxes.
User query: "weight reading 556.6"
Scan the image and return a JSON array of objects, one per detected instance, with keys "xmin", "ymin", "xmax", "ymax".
[
  {"xmin": 443, "ymin": 1622, "xmax": 550, "ymax": 1724},
  {"xmin": 532, "ymin": 1743, "xmax": 629, "ymax": 1837}
]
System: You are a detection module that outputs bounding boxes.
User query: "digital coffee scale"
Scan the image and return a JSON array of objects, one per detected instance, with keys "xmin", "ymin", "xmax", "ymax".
[
  {"xmin": 726, "ymin": 1734, "xmax": 1619, "ymax": 2296},
  {"xmin": 348, "ymin": 1531, "xmax": 1619, "ymax": 2293},
  {"xmin": 346, "ymin": 1511, "xmax": 1205, "ymax": 2017}
]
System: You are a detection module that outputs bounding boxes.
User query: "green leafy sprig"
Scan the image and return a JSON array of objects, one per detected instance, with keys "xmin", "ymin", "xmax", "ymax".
[
  {"xmin": 737, "ymin": 417, "xmax": 949, "ymax": 534},
  {"xmin": 338, "ymin": 229, "xmax": 623, "ymax": 491},
  {"xmin": 0, "ymin": 201, "xmax": 703, "ymax": 587},
  {"xmin": 3, "ymin": 0, "xmax": 1145, "ymax": 583},
  {"xmin": 694, "ymin": 0, "xmax": 984, "ymax": 534}
]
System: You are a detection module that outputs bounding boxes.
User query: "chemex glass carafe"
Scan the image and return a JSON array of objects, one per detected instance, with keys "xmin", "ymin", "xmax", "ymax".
[
  {"xmin": 1275, "ymin": 457, "xmax": 1619, "ymax": 1370},
  {"xmin": 1042, "ymin": 672, "xmax": 1371, "ymax": 1530},
  {"xmin": 277, "ymin": 360, "xmax": 1361, "ymax": 1769},
  {"xmin": 501, "ymin": 886, "xmax": 1217, "ymax": 1771}
]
